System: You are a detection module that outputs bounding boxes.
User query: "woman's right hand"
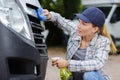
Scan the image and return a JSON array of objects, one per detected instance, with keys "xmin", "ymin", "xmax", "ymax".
[{"xmin": 43, "ymin": 9, "xmax": 52, "ymax": 20}]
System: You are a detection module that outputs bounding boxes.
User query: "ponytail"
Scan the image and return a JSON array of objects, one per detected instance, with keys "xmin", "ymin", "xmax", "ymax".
[{"xmin": 99, "ymin": 24, "xmax": 117, "ymax": 54}]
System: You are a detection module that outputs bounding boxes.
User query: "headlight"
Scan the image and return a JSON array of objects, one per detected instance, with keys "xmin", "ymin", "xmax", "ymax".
[{"xmin": 3, "ymin": 0, "xmax": 32, "ymax": 40}]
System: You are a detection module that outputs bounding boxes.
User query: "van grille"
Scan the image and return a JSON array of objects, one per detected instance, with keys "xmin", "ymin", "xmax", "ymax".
[{"xmin": 27, "ymin": 14, "xmax": 47, "ymax": 55}]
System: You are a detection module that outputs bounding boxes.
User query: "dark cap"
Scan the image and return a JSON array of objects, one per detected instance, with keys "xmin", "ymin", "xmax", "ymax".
[{"xmin": 75, "ymin": 7, "xmax": 105, "ymax": 27}]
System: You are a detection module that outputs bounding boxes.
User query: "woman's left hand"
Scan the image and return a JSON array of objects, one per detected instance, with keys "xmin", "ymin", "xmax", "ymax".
[{"xmin": 56, "ymin": 59, "xmax": 68, "ymax": 68}]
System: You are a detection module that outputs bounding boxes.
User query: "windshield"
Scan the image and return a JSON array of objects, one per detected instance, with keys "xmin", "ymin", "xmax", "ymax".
[
  {"xmin": 98, "ymin": 7, "xmax": 112, "ymax": 18},
  {"xmin": 110, "ymin": 7, "xmax": 120, "ymax": 23}
]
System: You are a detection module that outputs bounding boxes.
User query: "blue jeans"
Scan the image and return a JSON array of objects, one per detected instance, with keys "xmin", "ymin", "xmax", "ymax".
[{"xmin": 83, "ymin": 71, "xmax": 105, "ymax": 80}]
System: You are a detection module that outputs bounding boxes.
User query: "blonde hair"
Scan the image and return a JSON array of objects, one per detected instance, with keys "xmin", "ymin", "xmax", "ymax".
[{"xmin": 99, "ymin": 24, "xmax": 117, "ymax": 54}]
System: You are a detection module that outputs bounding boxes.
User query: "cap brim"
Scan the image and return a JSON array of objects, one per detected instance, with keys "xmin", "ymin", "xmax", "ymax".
[{"xmin": 75, "ymin": 14, "xmax": 91, "ymax": 23}]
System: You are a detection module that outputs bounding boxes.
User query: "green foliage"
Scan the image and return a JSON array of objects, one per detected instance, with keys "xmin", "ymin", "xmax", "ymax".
[
  {"xmin": 39, "ymin": 0, "xmax": 64, "ymax": 15},
  {"xmin": 39, "ymin": 0, "xmax": 82, "ymax": 17},
  {"xmin": 63, "ymin": 0, "xmax": 82, "ymax": 19}
]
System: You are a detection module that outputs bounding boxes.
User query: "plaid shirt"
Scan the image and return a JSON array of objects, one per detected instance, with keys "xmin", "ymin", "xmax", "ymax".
[{"xmin": 50, "ymin": 12, "xmax": 110, "ymax": 72}]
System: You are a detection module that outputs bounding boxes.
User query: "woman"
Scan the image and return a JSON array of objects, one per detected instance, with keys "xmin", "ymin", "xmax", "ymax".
[{"xmin": 42, "ymin": 7, "xmax": 117, "ymax": 80}]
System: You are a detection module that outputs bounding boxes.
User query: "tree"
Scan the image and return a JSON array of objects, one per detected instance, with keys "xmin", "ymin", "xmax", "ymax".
[
  {"xmin": 39, "ymin": 0, "xmax": 64, "ymax": 14},
  {"xmin": 63, "ymin": 0, "xmax": 82, "ymax": 19}
]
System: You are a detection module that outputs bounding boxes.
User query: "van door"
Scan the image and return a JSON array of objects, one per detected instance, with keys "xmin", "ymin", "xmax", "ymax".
[
  {"xmin": 98, "ymin": 5, "xmax": 120, "ymax": 46},
  {"xmin": 110, "ymin": 6, "xmax": 120, "ymax": 46}
]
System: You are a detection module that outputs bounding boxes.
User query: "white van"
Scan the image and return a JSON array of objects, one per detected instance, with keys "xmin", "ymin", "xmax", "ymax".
[
  {"xmin": 81, "ymin": 0, "xmax": 120, "ymax": 46},
  {"xmin": 0, "ymin": 0, "xmax": 48, "ymax": 80}
]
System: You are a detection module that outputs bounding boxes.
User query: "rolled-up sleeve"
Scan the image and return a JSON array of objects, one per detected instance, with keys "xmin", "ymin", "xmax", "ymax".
[
  {"xmin": 68, "ymin": 38, "xmax": 110, "ymax": 72},
  {"xmin": 49, "ymin": 11, "xmax": 77, "ymax": 34}
]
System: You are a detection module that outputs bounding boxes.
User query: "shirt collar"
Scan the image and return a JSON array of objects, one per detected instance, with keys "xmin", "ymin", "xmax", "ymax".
[
  {"xmin": 72, "ymin": 31, "xmax": 99, "ymax": 45},
  {"xmin": 72, "ymin": 32, "xmax": 81, "ymax": 41},
  {"xmin": 89, "ymin": 33, "xmax": 99, "ymax": 46}
]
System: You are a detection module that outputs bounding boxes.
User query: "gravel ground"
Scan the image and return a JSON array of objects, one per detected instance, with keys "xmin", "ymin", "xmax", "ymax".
[{"xmin": 45, "ymin": 47, "xmax": 120, "ymax": 80}]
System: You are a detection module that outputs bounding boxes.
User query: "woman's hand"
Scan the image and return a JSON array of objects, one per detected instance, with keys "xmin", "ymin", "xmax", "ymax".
[
  {"xmin": 52, "ymin": 58, "xmax": 68, "ymax": 68},
  {"xmin": 43, "ymin": 9, "xmax": 52, "ymax": 20}
]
